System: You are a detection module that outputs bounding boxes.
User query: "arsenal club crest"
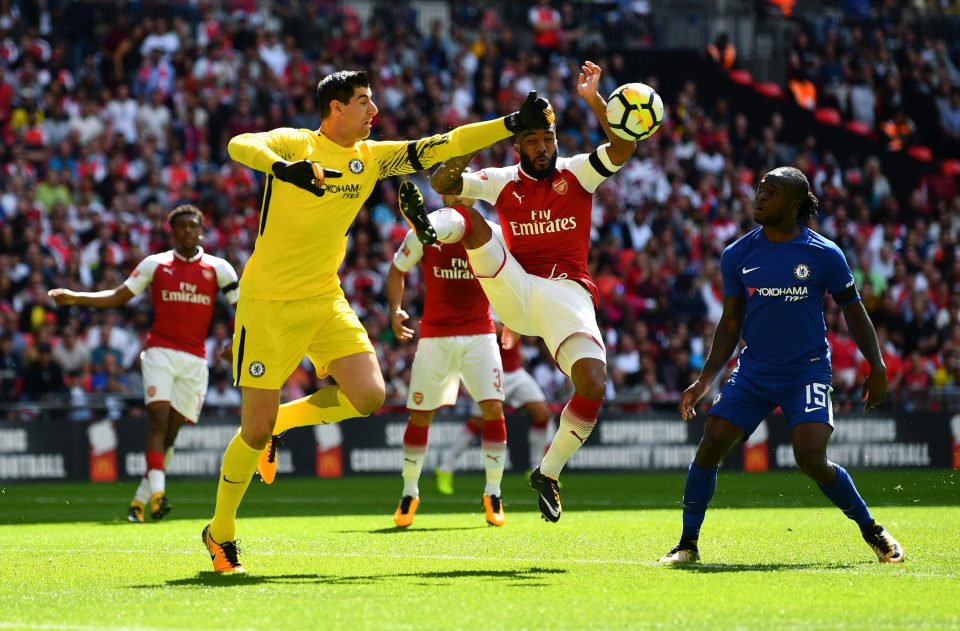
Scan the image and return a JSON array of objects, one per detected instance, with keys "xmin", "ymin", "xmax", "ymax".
[
  {"xmin": 202, "ymin": 269, "xmax": 214, "ymax": 281},
  {"xmin": 413, "ymin": 392, "xmax": 424, "ymax": 405},
  {"xmin": 553, "ymin": 178, "xmax": 568, "ymax": 195}
]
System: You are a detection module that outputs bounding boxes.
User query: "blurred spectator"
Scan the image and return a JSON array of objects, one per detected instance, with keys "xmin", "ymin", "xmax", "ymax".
[
  {"xmin": 206, "ymin": 370, "xmax": 241, "ymax": 409},
  {"xmin": 21, "ymin": 342, "xmax": 65, "ymax": 401}
]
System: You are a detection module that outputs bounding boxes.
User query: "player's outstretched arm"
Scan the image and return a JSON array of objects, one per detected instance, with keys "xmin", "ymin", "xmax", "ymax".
[
  {"xmin": 577, "ymin": 60, "xmax": 636, "ymax": 165},
  {"xmin": 376, "ymin": 91, "xmax": 554, "ymax": 179},
  {"xmin": 386, "ymin": 264, "xmax": 413, "ymax": 342},
  {"xmin": 680, "ymin": 295, "xmax": 745, "ymax": 421},
  {"xmin": 48, "ymin": 285, "xmax": 135, "ymax": 309},
  {"xmin": 228, "ymin": 128, "xmax": 341, "ymax": 196},
  {"xmin": 841, "ymin": 298, "xmax": 888, "ymax": 411}
]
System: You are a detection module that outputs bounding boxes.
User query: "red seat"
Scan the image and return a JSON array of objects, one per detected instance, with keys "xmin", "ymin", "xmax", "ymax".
[
  {"xmin": 942, "ymin": 159, "xmax": 960, "ymax": 177},
  {"xmin": 814, "ymin": 107, "xmax": 841, "ymax": 125},
  {"xmin": 753, "ymin": 81, "xmax": 785, "ymax": 100},
  {"xmin": 907, "ymin": 145, "xmax": 933, "ymax": 162},
  {"xmin": 728, "ymin": 69, "xmax": 753, "ymax": 85},
  {"xmin": 845, "ymin": 120, "xmax": 873, "ymax": 136}
]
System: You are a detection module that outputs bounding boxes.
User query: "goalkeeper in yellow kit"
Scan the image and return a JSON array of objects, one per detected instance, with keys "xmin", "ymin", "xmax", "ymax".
[{"xmin": 202, "ymin": 70, "xmax": 554, "ymax": 573}]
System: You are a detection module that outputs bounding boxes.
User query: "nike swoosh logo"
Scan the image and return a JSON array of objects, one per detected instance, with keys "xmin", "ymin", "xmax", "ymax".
[
  {"xmin": 222, "ymin": 475, "xmax": 243, "ymax": 484},
  {"xmin": 742, "ymin": 266, "xmax": 760, "ymax": 274},
  {"xmin": 804, "ymin": 406, "xmax": 824, "ymax": 413},
  {"xmin": 540, "ymin": 494, "xmax": 560, "ymax": 518}
]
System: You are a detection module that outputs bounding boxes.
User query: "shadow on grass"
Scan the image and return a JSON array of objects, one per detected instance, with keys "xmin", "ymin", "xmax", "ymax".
[
  {"xmin": 338, "ymin": 526, "xmax": 491, "ymax": 534},
  {"xmin": 135, "ymin": 566, "xmax": 566, "ymax": 588},
  {"xmin": 665, "ymin": 561, "xmax": 860, "ymax": 573}
]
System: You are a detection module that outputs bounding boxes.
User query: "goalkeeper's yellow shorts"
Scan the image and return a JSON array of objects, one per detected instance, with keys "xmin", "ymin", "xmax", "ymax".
[{"xmin": 232, "ymin": 290, "xmax": 374, "ymax": 390}]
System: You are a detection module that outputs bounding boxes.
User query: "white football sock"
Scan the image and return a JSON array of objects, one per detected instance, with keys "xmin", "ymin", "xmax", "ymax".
[
  {"xmin": 428, "ymin": 208, "xmax": 465, "ymax": 243},
  {"xmin": 402, "ymin": 445, "xmax": 427, "ymax": 497}
]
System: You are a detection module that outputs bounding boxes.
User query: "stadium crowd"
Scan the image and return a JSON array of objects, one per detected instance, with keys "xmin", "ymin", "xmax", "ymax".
[{"xmin": 0, "ymin": 1, "xmax": 958, "ymax": 417}]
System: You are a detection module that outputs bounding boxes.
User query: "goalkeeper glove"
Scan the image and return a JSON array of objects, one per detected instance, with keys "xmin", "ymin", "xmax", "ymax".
[
  {"xmin": 504, "ymin": 91, "xmax": 556, "ymax": 134},
  {"xmin": 272, "ymin": 161, "xmax": 342, "ymax": 196}
]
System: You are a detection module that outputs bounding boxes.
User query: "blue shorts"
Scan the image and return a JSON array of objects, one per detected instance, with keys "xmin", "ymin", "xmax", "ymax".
[{"xmin": 707, "ymin": 358, "xmax": 834, "ymax": 439}]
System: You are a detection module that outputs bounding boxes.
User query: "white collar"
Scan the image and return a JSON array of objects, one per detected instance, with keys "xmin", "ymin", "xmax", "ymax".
[{"xmin": 173, "ymin": 246, "xmax": 204, "ymax": 263}]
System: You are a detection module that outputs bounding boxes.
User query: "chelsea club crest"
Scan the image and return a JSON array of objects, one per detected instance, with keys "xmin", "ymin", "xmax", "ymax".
[
  {"xmin": 793, "ymin": 263, "xmax": 811, "ymax": 280},
  {"xmin": 349, "ymin": 158, "xmax": 364, "ymax": 174}
]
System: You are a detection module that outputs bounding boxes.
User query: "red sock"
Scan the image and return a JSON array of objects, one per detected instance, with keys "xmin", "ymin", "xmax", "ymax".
[
  {"xmin": 481, "ymin": 417, "xmax": 507, "ymax": 444},
  {"xmin": 466, "ymin": 417, "xmax": 483, "ymax": 435},
  {"xmin": 452, "ymin": 205, "xmax": 473, "ymax": 239},
  {"xmin": 403, "ymin": 422, "xmax": 429, "ymax": 449},
  {"xmin": 145, "ymin": 450, "xmax": 165, "ymax": 472}
]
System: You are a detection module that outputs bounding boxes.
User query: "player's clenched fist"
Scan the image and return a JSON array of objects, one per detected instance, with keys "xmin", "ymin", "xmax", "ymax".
[
  {"xmin": 504, "ymin": 91, "xmax": 555, "ymax": 133},
  {"xmin": 272, "ymin": 160, "xmax": 343, "ymax": 196}
]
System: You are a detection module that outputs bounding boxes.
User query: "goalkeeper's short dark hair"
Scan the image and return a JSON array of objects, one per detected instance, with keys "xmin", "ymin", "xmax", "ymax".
[
  {"xmin": 167, "ymin": 204, "xmax": 203, "ymax": 227},
  {"xmin": 316, "ymin": 71, "xmax": 370, "ymax": 120}
]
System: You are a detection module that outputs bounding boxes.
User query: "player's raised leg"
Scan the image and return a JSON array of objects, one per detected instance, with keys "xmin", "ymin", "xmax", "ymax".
[
  {"xmin": 436, "ymin": 416, "xmax": 481, "ymax": 495},
  {"xmin": 530, "ymin": 339, "xmax": 605, "ymax": 523},
  {"xmin": 792, "ymin": 422, "xmax": 904, "ymax": 563},
  {"xmin": 659, "ymin": 416, "xmax": 743, "ymax": 563},
  {"xmin": 257, "ymin": 333, "xmax": 383, "ymax": 483}
]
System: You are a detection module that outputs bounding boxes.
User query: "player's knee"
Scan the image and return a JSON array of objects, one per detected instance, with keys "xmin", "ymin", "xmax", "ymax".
[
  {"xmin": 478, "ymin": 400, "xmax": 503, "ymax": 419},
  {"xmin": 350, "ymin": 387, "xmax": 385, "ymax": 416},
  {"xmin": 573, "ymin": 371, "xmax": 606, "ymax": 401},
  {"xmin": 794, "ymin": 448, "xmax": 831, "ymax": 480},
  {"xmin": 241, "ymin": 423, "xmax": 273, "ymax": 450}
]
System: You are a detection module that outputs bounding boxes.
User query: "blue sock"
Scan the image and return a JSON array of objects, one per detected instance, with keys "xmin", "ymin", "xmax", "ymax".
[
  {"xmin": 817, "ymin": 465, "xmax": 874, "ymax": 530},
  {"xmin": 681, "ymin": 462, "xmax": 719, "ymax": 541}
]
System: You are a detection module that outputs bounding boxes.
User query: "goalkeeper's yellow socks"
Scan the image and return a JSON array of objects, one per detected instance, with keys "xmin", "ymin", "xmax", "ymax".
[
  {"xmin": 209, "ymin": 432, "xmax": 261, "ymax": 543},
  {"xmin": 272, "ymin": 386, "xmax": 363, "ymax": 434}
]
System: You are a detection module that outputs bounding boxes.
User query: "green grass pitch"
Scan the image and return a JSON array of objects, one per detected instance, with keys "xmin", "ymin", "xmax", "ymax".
[{"xmin": 1, "ymin": 469, "xmax": 958, "ymax": 630}]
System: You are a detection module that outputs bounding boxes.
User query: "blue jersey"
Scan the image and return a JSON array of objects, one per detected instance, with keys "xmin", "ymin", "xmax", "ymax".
[{"xmin": 720, "ymin": 226, "xmax": 859, "ymax": 368}]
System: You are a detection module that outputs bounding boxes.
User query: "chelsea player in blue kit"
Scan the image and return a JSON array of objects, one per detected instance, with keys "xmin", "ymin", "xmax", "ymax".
[{"xmin": 660, "ymin": 167, "xmax": 904, "ymax": 564}]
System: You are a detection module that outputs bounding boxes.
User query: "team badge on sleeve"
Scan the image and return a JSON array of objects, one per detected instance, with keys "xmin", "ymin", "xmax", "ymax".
[
  {"xmin": 249, "ymin": 361, "xmax": 266, "ymax": 378},
  {"xmin": 794, "ymin": 264, "xmax": 810, "ymax": 280}
]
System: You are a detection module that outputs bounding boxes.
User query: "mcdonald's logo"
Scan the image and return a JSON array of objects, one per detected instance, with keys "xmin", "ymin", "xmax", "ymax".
[
  {"xmin": 316, "ymin": 447, "xmax": 343, "ymax": 478},
  {"xmin": 90, "ymin": 451, "xmax": 118, "ymax": 482}
]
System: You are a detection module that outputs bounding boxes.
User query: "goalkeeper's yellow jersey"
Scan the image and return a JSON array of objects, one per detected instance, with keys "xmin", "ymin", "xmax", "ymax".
[{"xmin": 228, "ymin": 120, "xmax": 510, "ymax": 300}]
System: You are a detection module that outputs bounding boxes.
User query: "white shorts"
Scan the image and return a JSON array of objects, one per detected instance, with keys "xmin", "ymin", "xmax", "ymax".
[
  {"xmin": 470, "ymin": 368, "xmax": 545, "ymax": 416},
  {"xmin": 140, "ymin": 347, "xmax": 208, "ymax": 422},
  {"xmin": 407, "ymin": 334, "xmax": 504, "ymax": 411},
  {"xmin": 472, "ymin": 237, "xmax": 605, "ymax": 372}
]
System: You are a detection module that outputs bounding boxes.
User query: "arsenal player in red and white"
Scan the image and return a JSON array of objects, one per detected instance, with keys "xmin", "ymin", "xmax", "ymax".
[
  {"xmin": 401, "ymin": 61, "xmax": 637, "ymax": 523},
  {"xmin": 49, "ymin": 205, "xmax": 239, "ymax": 522},
  {"xmin": 388, "ymin": 189, "xmax": 508, "ymax": 528}
]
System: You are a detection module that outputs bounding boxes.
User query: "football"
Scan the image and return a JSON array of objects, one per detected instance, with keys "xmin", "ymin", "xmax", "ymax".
[{"xmin": 605, "ymin": 82, "xmax": 664, "ymax": 141}]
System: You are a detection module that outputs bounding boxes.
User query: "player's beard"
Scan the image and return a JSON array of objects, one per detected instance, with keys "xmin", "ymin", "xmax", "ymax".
[{"xmin": 520, "ymin": 150, "xmax": 558, "ymax": 180}]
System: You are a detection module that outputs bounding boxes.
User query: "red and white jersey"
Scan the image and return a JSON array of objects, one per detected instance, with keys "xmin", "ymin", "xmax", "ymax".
[
  {"xmin": 124, "ymin": 247, "xmax": 239, "ymax": 358},
  {"xmin": 461, "ymin": 145, "xmax": 622, "ymax": 306},
  {"xmin": 393, "ymin": 219, "xmax": 494, "ymax": 339}
]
